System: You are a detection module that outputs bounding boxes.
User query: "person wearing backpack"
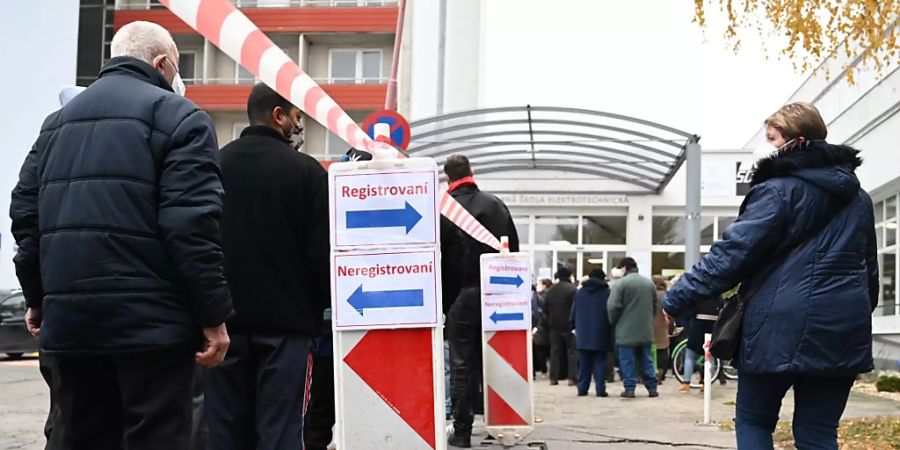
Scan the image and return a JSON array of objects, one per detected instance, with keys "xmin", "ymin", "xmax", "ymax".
[{"xmin": 663, "ymin": 102, "xmax": 878, "ymax": 450}]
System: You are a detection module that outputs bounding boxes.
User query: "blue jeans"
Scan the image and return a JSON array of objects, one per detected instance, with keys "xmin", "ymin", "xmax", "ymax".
[
  {"xmin": 683, "ymin": 348, "xmax": 700, "ymax": 384},
  {"xmin": 736, "ymin": 372, "xmax": 855, "ymax": 450},
  {"xmin": 444, "ymin": 340, "xmax": 451, "ymax": 414},
  {"xmin": 616, "ymin": 345, "xmax": 658, "ymax": 393},
  {"xmin": 576, "ymin": 350, "xmax": 607, "ymax": 395}
]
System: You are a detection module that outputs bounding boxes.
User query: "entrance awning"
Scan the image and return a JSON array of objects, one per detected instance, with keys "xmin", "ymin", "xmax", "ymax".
[{"xmin": 407, "ymin": 106, "xmax": 700, "ymax": 195}]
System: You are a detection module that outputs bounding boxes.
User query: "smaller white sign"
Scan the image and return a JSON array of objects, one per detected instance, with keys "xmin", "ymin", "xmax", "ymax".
[
  {"xmin": 480, "ymin": 255, "xmax": 531, "ymax": 296},
  {"xmin": 482, "ymin": 293, "xmax": 532, "ymax": 331},
  {"xmin": 332, "ymin": 249, "xmax": 440, "ymax": 330}
]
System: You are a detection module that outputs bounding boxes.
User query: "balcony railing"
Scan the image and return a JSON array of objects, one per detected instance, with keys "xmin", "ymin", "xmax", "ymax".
[
  {"xmin": 185, "ymin": 77, "xmax": 387, "ymax": 85},
  {"xmin": 116, "ymin": 0, "xmax": 397, "ymax": 9}
]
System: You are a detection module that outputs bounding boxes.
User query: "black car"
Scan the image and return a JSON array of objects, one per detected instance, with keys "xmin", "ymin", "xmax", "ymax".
[{"xmin": 0, "ymin": 290, "xmax": 39, "ymax": 359}]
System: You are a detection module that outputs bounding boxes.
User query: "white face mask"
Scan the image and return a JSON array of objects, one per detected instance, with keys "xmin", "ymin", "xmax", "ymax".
[
  {"xmin": 752, "ymin": 139, "xmax": 795, "ymax": 163},
  {"xmin": 171, "ymin": 72, "xmax": 186, "ymax": 97}
]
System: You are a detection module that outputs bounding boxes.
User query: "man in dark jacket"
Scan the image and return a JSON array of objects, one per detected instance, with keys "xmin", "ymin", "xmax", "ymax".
[
  {"xmin": 569, "ymin": 269, "xmax": 612, "ymax": 397},
  {"xmin": 205, "ymin": 83, "xmax": 330, "ymax": 450},
  {"xmin": 608, "ymin": 257, "xmax": 659, "ymax": 398},
  {"xmin": 442, "ymin": 155, "xmax": 519, "ymax": 449},
  {"xmin": 542, "ymin": 267, "xmax": 578, "ymax": 386},
  {"xmin": 11, "ymin": 21, "xmax": 232, "ymax": 449}
]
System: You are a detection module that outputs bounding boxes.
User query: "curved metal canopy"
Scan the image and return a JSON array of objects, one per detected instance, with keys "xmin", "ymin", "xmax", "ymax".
[{"xmin": 407, "ymin": 106, "xmax": 700, "ymax": 195}]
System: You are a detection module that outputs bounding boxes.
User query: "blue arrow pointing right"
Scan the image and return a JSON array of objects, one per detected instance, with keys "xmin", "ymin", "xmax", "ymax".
[
  {"xmin": 489, "ymin": 274, "xmax": 524, "ymax": 288},
  {"xmin": 346, "ymin": 202, "xmax": 423, "ymax": 234},
  {"xmin": 490, "ymin": 311, "xmax": 525, "ymax": 323}
]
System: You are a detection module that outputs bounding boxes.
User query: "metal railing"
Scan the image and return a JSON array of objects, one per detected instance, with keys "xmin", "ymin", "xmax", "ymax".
[{"xmin": 116, "ymin": 0, "xmax": 397, "ymax": 9}]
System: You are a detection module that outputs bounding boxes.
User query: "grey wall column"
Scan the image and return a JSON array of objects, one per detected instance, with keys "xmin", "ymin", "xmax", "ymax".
[{"xmin": 684, "ymin": 138, "xmax": 702, "ymax": 272}]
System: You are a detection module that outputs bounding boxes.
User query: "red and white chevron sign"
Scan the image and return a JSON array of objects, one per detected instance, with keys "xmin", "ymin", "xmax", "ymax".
[
  {"xmin": 484, "ymin": 330, "xmax": 533, "ymax": 428},
  {"xmin": 157, "ymin": 0, "xmax": 500, "ymax": 251}
]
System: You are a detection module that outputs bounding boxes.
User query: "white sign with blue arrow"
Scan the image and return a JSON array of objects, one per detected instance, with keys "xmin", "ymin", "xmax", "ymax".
[
  {"xmin": 481, "ymin": 253, "xmax": 532, "ymax": 331},
  {"xmin": 480, "ymin": 256, "xmax": 531, "ymax": 296},
  {"xmin": 332, "ymin": 249, "xmax": 440, "ymax": 330},
  {"xmin": 330, "ymin": 165, "xmax": 438, "ymax": 249},
  {"xmin": 481, "ymin": 293, "xmax": 532, "ymax": 332}
]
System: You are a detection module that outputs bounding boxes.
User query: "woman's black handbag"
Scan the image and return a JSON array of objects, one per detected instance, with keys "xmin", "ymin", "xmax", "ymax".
[{"xmin": 709, "ymin": 198, "xmax": 851, "ymax": 360}]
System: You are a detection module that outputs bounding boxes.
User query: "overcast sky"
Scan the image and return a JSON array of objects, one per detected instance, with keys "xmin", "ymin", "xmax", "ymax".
[{"xmin": 481, "ymin": 0, "xmax": 809, "ymax": 150}]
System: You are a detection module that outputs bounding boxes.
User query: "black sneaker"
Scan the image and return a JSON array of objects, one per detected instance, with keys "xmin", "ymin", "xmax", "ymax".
[
  {"xmin": 577, "ymin": 391, "xmax": 588, "ymax": 397},
  {"xmin": 448, "ymin": 432, "xmax": 471, "ymax": 448},
  {"xmin": 620, "ymin": 390, "xmax": 635, "ymax": 399},
  {"xmin": 597, "ymin": 391, "xmax": 609, "ymax": 397},
  {"xmin": 649, "ymin": 390, "xmax": 660, "ymax": 398}
]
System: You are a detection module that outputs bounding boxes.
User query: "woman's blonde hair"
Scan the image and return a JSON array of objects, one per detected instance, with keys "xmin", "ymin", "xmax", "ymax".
[
  {"xmin": 765, "ymin": 102, "xmax": 828, "ymax": 141},
  {"xmin": 651, "ymin": 275, "xmax": 668, "ymax": 291}
]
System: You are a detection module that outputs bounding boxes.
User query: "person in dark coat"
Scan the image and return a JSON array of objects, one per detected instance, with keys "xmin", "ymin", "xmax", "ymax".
[
  {"xmin": 532, "ymin": 279, "xmax": 553, "ymax": 377},
  {"xmin": 569, "ymin": 269, "xmax": 613, "ymax": 397},
  {"xmin": 677, "ymin": 296, "xmax": 721, "ymax": 393},
  {"xmin": 664, "ymin": 102, "xmax": 878, "ymax": 450},
  {"xmin": 442, "ymin": 155, "xmax": 519, "ymax": 449},
  {"xmin": 11, "ymin": 21, "xmax": 232, "ymax": 449},
  {"xmin": 205, "ymin": 83, "xmax": 330, "ymax": 450},
  {"xmin": 542, "ymin": 267, "xmax": 578, "ymax": 386}
]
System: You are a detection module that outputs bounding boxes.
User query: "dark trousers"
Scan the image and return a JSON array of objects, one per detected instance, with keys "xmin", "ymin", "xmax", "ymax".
[
  {"xmin": 448, "ymin": 291, "xmax": 482, "ymax": 437},
  {"xmin": 304, "ymin": 341, "xmax": 335, "ymax": 450},
  {"xmin": 576, "ymin": 350, "xmax": 607, "ymax": 395},
  {"xmin": 39, "ymin": 353, "xmax": 59, "ymax": 445},
  {"xmin": 205, "ymin": 334, "xmax": 311, "ymax": 450},
  {"xmin": 656, "ymin": 348, "xmax": 669, "ymax": 378},
  {"xmin": 532, "ymin": 344, "xmax": 549, "ymax": 375},
  {"xmin": 736, "ymin": 373, "xmax": 855, "ymax": 450},
  {"xmin": 617, "ymin": 345, "xmax": 658, "ymax": 393},
  {"xmin": 48, "ymin": 348, "xmax": 194, "ymax": 450},
  {"xmin": 190, "ymin": 365, "xmax": 207, "ymax": 450},
  {"xmin": 549, "ymin": 331, "xmax": 577, "ymax": 382}
]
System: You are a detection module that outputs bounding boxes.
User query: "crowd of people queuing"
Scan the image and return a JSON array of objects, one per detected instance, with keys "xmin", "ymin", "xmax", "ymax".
[{"xmin": 11, "ymin": 17, "xmax": 879, "ymax": 450}]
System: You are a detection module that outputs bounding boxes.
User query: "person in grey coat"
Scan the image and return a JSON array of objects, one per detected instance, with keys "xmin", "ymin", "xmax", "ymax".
[{"xmin": 608, "ymin": 257, "xmax": 659, "ymax": 398}]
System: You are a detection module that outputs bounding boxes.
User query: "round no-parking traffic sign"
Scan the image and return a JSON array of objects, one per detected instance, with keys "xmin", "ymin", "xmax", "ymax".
[{"xmin": 362, "ymin": 110, "xmax": 411, "ymax": 150}]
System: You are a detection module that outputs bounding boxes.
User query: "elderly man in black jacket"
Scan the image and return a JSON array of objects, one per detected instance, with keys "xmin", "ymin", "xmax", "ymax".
[
  {"xmin": 11, "ymin": 21, "xmax": 232, "ymax": 449},
  {"xmin": 441, "ymin": 155, "xmax": 519, "ymax": 448},
  {"xmin": 205, "ymin": 83, "xmax": 330, "ymax": 450}
]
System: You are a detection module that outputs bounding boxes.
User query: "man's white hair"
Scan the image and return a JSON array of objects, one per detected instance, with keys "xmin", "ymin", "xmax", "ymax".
[{"xmin": 110, "ymin": 21, "xmax": 177, "ymax": 65}]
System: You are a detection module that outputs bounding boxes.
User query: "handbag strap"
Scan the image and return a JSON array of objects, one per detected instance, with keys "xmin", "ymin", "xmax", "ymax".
[{"xmin": 739, "ymin": 192, "xmax": 854, "ymax": 302}]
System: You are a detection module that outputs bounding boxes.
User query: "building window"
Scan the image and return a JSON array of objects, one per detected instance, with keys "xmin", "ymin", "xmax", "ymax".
[
  {"xmin": 582, "ymin": 216, "xmax": 627, "ymax": 245},
  {"xmin": 653, "ymin": 216, "xmax": 685, "ymax": 245},
  {"xmin": 179, "ymin": 52, "xmax": 197, "ymax": 84},
  {"xmin": 534, "ymin": 216, "xmax": 579, "ymax": 246},
  {"xmin": 717, "ymin": 216, "xmax": 737, "ymax": 240},
  {"xmin": 513, "ymin": 217, "xmax": 530, "ymax": 245},
  {"xmin": 232, "ymin": 122, "xmax": 249, "ymax": 141},
  {"xmin": 886, "ymin": 196, "xmax": 897, "ymax": 247},
  {"xmin": 328, "ymin": 49, "xmax": 382, "ymax": 84},
  {"xmin": 653, "ymin": 215, "xmax": 717, "ymax": 245},
  {"xmin": 879, "ymin": 251, "xmax": 897, "ymax": 317},
  {"xmin": 236, "ymin": 63, "xmax": 255, "ymax": 84}
]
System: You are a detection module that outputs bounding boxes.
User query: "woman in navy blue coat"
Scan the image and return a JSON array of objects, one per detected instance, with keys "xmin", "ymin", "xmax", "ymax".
[
  {"xmin": 570, "ymin": 269, "xmax": 613, "ymax": 397},
  {"xmin": 664, "ymin": 103, "xmax": 878, "ymax": 450}
]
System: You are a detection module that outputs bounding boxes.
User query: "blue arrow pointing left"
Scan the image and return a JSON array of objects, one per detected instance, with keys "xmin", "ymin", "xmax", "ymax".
[
  {"xmin": 346, "ymin": 202, "xmax": 422, "ymax": 234},
  {"xmin": 347, "ymin": 284, "xmax": 424, "ymax": 315},
  {"xmin": 489, "ymin": 275, "xmax": 524, "ymax": 288},
  {"xmin": 490, "ymin": 311, "xmax": 524, "ymax": 323}
]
